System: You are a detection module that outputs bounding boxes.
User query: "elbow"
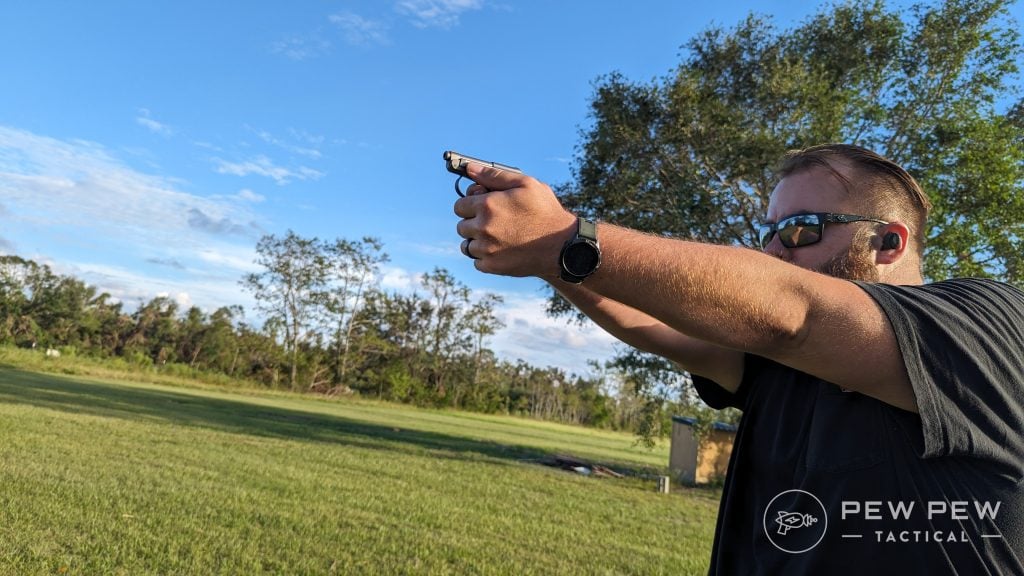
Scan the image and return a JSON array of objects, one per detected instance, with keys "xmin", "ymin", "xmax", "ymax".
[{"xmin": 747, "ymin": 300, "xmax": 811, "ymax": 357}]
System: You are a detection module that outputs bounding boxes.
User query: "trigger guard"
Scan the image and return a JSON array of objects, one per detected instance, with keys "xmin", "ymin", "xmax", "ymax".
[{"xmin": 455, "ymin": 175, "xmax": 489, "ymax": 197}]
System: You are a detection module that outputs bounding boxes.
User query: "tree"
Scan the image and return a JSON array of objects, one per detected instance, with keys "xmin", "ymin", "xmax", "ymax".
[
  {"xmin": 557, "ymin": 0, "xmax": 1022, "ymax": 289},
  {"xmin": 0, "ymin": 255, "xmax": 43, "ymax": 346},
  {"xmin": 551, "ymin": 0, "xmax": 1023, "ymax": 427},
  {"xmin": 462, "ymin": 292, "xmax": 505, "ymax": 405},
  {"xmin": 242, "ymin": 230, "xmax": 330, "ymax": 389},
  {"xmin": 357, "ymin": 289, "xmax": 433, "ymax": 399},
  {"xmin": 178, "ymin": 306, "xmax": 208, "ymax": 368},
  {"xmin": 415, "ymin": 268, "xmax": 504, "ymax": 402},
  {"xmin": 124, "ymin": 296, "xmax": 180, "ymax": 365},
  {"xmin": 198, "ymin": 306, "xmax": 245, "ymax": 375},
  {"xmin": 322, "ymin": 236, "xmax": 389, "ymax": 392}
]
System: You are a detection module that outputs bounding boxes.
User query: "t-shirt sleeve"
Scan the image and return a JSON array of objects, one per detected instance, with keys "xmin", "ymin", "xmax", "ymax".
[
  {"xmin": 855, "ymin": 278, "xmax": 1024, "ymax": 471},
  {"xmin": 691, "ymin": 354, "xmax": 760, "ymax": 410}
]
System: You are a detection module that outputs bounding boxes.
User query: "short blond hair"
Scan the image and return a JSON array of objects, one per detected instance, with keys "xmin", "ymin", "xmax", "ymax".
[{"xmin": 777, "ymin": 144, "xmax": 931, "ymax": 258}]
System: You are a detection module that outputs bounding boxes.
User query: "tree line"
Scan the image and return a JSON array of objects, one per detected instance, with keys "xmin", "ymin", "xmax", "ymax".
[{"xmin": 0, "ymin": 234, "xmax": 717, "ymax": 438}]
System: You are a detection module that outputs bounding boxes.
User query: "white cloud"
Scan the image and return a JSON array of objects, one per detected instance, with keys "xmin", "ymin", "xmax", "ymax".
[
  {"xmin": 380, "ymin": 265, "xmax": 422, "ymax": 291},
  {"xmin": 53, "ymin": 260, "xmax": 255, "ymax": 314},
  {"xmin": 0, "ymin": 126, "xmax": 262, "ymax": 240},
  {"xmin": 250, "ymin": 126, "xmax": 323, "ymax": 159},
  {"xmin": 296, "ymin": 166, "xmax": 323, "ymax": 179},
  {"xmin": 146, "ymin": 257, "xmax": 186, "ymax": 270},
  {"xmin": 208, "ymin": 189, "xmax": 266, "ymax": 207},
  {"xmin": 271, "ymin": 35, "xmax": 331, "ymax": 60},
  {"xmin": 187, "ymin": 208, "xmax": 259, "ymax": 237},
  {"xmin": 213, "ymin": 155, "xmax": 323, "ymax": 185},
  {"xmin": 289, "ymin": 129, "xmax": 325, "ymax": 147},
  {"xmin": 196, "ymin": 247, "xmax": 262, "ymax": 274},
  {"xmin": 405, "ymin": 240, "xmax": 461, "ymax": 258},
  {"xmin": 0, "ymin": 124, "xmax": 265, "ymax": 313},
  {"xmin": 193, "ymin": 141, "xmax": 224, "ymax": 152},
  {"xmin": 396, "ymin": 0, "xmax": 483, "ymax": 29},
  {"xmin": 236, "ymin": 189, "xmax": 265, "ymax": 203},
  {"xmin": 157, "ymin": 291, "xmax": 195, "ymax": 310},
  {"xmin": 329, "ymin": 12, "xmax": 391, "ymax": 45},
  {"xmin": 135, "ymin": 108, "xmax": 174, "ymax": 137},
  {"xmin": 175, "ymin": 292, "xmax": 193, "ymax": 309},
  {"xmin": 488, "ymin": 291, "xmax": 618, "ymax": 374}
]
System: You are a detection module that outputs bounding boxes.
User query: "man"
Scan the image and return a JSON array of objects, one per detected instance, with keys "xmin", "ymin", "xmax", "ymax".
[{"xmin": 453, "ymin": 144, "xmax": 1024, "ymax": 573}]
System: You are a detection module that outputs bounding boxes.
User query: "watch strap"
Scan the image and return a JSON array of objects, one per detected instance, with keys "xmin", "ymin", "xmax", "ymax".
[{"xmin": 578, "ymin": 218, "xmax": 597, "ymax": 241}]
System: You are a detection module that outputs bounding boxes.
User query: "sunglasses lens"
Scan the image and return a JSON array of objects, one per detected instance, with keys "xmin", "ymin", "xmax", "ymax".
[
  {"xmin": 777, "ymin": 215, "xmax": 822, "ymax": 248},
  {"xmin": 757, "ymin": 224, "xmax": 775, "ymax": 248}
]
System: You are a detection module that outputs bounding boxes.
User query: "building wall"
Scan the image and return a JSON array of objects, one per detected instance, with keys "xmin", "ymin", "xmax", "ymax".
[
  {"xmin": 669, "ymin": 421, "xmax": 699, "ymax": 484},
  {"xmin": 669, "ymin": 419, "xmax": 735, "ymax": 485},
  {"xmin": 696, "ymin": 429, "xmax": 734, "ymax": 484}
]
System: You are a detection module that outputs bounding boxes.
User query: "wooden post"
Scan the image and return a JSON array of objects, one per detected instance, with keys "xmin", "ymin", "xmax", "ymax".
[{"xmin": 657, "ymin": 475, "xmax": 670, "ymax": 494}]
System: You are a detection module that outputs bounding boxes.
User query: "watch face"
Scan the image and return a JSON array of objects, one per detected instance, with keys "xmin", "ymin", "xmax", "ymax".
[{"xmin": 562, "ymin": 241, "xmax": 601, "ymax": 277}]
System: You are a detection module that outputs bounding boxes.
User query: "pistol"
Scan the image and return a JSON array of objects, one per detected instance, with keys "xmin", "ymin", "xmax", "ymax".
[{"xmin": 443, "ymin": 150, "xmax": 523, "ymax": 197}]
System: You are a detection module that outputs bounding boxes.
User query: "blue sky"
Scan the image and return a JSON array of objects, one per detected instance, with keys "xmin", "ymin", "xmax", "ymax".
[{"xmin": 1, "ymin": 1, "xmax": 1020, "ymax": 374}]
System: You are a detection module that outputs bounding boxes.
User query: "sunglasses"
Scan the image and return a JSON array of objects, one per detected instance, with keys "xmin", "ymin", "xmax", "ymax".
[{"xmin": 758, "ymin": 212, "xmax": 889, "ymax": 249}]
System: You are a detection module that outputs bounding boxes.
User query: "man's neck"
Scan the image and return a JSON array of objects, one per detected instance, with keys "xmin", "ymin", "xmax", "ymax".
[{"xmin": 880, "ymin": 266, "xmax": 924, "ymax": 285}]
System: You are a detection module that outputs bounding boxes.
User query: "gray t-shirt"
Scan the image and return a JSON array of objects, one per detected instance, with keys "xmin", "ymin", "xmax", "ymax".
[{"xmin": 694, "ymin": 278, "xmax": 1024, "ymax": 574}]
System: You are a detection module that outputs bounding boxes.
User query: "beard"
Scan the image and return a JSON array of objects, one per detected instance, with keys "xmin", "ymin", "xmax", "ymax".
[{"xmin": 813, "ymin": 228, "xmax": 880, "ymax": 282}]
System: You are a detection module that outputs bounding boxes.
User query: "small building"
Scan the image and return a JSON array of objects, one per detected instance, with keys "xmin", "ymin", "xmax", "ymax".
[{"xmin": 669, "ymin": 415, "xmax": 737, "ymax": 485}]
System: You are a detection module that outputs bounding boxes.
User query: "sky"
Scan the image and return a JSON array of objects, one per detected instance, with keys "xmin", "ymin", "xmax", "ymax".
[{"xmin": 1, "ymin": 1, "xmax": 1020, "ymax": 375}]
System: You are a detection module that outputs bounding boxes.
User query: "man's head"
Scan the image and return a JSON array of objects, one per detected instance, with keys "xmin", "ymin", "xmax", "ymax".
[{"xmin": 763, "ymin": 144, "xmax": 931, "ymax": 283}]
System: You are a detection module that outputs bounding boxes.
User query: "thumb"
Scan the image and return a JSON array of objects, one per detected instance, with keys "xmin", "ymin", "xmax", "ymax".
[{"xmin": 465, "ymin": 161, "xmax": 528, "ymax": 192}]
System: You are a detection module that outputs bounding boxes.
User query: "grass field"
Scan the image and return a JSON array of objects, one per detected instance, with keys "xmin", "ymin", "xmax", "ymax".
[{"xmin": 0, "ymin": 359, "xmax": 718, "ymax": 575}]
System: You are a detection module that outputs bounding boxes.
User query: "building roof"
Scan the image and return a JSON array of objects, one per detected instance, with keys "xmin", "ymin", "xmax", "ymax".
[{"xmin": 671, "ymin": 415, "xmax": 738, "ymax": 432}]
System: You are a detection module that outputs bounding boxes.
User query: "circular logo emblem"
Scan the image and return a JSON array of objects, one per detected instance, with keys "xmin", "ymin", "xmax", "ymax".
[{"xmin": 763, "ymin": 489, "xmax": 828, "ymax": 554}]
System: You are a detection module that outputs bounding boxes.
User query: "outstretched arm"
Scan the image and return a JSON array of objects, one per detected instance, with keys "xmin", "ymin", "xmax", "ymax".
[
  {"xmin": 454, "ymin": 164, "xmax": 916, "ymax": 412},
  {"xmin": 458, "ymin": 178, "xmax": 743, "ymax": 392},
  {"xmin": 553, "ymin": 283, "xmax": 744, "ymax": 392}
]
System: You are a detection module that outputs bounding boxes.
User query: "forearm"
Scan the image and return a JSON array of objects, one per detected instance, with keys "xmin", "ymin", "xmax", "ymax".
[
  {"xmin": 559, "ymin": 224, "xmax": 811, "ymax": 356},
  {"xmin": 553, "ymin": 282, "xmax": 688, "ymax": 359},
  {"xmin": 553, "ymin": 282, "xmax": 745, "ymax": 389}
]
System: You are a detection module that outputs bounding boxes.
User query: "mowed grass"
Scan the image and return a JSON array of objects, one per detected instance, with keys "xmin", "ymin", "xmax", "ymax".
[{"xmin": 0, "ymin": 366, "xmax": 718, "ymax": 575}]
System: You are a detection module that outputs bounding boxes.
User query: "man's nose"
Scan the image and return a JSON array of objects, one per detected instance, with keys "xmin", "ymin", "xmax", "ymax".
[{"xmin": 762, "ymin": 235, "xmax": 790, "ymax": 261}]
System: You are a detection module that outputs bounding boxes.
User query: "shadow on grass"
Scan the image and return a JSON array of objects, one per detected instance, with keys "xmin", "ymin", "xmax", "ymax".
[{"xmin": 0, "ymin": 367, "xmax": 556, "ymax": 467}]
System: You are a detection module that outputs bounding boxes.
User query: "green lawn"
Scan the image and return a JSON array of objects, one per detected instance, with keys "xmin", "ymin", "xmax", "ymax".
[{"xmin": 0, "ymin": 365, "xmax": 718, "ymax": 575}]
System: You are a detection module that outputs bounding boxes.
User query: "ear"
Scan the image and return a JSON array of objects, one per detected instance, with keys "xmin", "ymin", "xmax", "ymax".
[{"xmin": 874, "ymin": 222, "xmax": 910, "ymax": 265}]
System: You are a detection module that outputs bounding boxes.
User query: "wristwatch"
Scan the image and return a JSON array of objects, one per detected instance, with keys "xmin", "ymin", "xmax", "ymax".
[{"xmin": 559, "ymin": 217, "xmax": 601, "ymax": 283}]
